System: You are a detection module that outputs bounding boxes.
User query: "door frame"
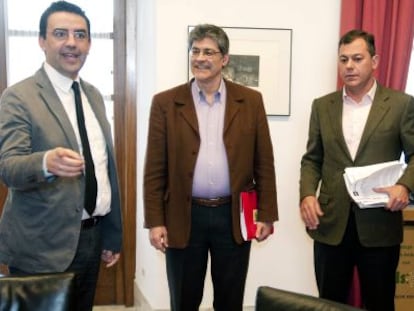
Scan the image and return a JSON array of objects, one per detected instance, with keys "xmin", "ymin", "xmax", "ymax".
[{"xmin": 112, "ymin": 0, "xmax": 137, "ymax": 306}]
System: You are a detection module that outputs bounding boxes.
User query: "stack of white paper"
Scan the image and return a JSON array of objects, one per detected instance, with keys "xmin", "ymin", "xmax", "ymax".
[{"xmin": 343, "ymin": 160, "xmax": 406, "ymax": 208}]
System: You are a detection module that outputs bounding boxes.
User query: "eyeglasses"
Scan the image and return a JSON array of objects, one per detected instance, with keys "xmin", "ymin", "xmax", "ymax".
[
  {"xmin": 190, "ymin": 48, "xmax": 222, "ymax": 58},
  {"xmin": 49, "ymin": 29, "xmax": 89, "ymax": 41}
]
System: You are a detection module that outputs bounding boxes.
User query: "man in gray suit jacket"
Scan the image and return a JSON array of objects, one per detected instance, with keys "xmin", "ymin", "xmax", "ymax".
[
  {"xmin": 0, "ymin": 2, "xmax": 122, "ymax": 310},
  {"xmin": 300, "ymin": 29, "xmax": 414, "ymax": 311}
]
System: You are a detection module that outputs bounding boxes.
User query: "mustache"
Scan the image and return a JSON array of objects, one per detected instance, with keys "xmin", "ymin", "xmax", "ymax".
[{"xmin": 193, "ymin": 62, "xmax": 211, "ymax": 70}]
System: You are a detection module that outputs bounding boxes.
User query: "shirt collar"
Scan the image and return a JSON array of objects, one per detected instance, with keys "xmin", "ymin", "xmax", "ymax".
[
  {"xmin": 192, "ymin": 78, "xmax": 225, "ymax": 104},
  {"xmin": 43, "ymin": 61, "xmax": 79, "ymax": 93},
  {"xmin": 342, "ymin": 79, "xmax": 377, "ymax": 102}
]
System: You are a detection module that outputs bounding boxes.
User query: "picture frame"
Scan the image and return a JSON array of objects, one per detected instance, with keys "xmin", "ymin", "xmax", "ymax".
[{"xmin": 188, "ymin": 26, "xmax": 292, "ymax": 116}]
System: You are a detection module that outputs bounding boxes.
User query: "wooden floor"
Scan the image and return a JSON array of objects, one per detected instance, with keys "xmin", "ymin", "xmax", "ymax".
[{"xmin": 93, "ymin": 306, "xmax": 137, "ymax": 310}]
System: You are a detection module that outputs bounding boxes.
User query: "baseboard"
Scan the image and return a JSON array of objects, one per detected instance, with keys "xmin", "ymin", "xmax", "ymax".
[{"xmin": 135, "ymin": 284, "xmax": 166, "ymax": 311}]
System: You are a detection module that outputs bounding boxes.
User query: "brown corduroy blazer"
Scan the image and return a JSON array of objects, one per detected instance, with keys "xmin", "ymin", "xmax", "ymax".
[{"xmin": 144, "ymin": 79, "xmax": 278, "ymax": 247}]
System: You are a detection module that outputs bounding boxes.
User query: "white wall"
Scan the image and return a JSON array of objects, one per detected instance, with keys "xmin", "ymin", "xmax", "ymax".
[{"xmin": 135, "ymin": 0, "xmax": 341, "ymax": 309}]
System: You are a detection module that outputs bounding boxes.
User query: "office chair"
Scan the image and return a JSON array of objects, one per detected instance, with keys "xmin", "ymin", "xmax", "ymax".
[
  {"xmin": 256, "ymin": 286, "xmax": 365, "ymax": 311},
  {"xmin": 0, "ymin": 272, "xmax": 75, "ymax": 311}
]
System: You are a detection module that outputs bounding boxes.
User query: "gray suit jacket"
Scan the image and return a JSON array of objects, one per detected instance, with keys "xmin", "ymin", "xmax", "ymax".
[
  {"xmin": 144, "ymin": 79, "xmax": 278, "ymax": 247},
  {"xmin": 300, "ymin": 85, "xmax": 414, "ymax": 247},
  {"xmin": 0, "ymin": 67, "xmax": 122, "ymax": 272}
]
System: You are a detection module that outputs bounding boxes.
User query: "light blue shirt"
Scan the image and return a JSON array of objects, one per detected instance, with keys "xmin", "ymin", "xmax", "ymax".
[{"xmin": 191, "ymin": 79, "xmax": 231, "ymax": 198}]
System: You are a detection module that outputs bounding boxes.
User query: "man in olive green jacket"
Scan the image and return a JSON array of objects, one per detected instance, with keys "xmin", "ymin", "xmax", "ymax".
[{"xmin": 300, "ymin": 29, "xmax": 414, "ymax": 311}]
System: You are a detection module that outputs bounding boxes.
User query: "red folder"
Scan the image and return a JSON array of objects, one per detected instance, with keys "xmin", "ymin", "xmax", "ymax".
[{"xmin": 239, "ymin": 190, "xmax": 273, "ymax": 241}]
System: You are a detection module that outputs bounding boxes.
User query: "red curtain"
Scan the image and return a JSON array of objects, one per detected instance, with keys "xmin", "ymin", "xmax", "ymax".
[
  {"xmin": 339, "ymin": 0, "xmax": 414, "ymax": 308},
  {"xmin": 339, "ymin": 0, "xmax": 414, "ymax": 91}
]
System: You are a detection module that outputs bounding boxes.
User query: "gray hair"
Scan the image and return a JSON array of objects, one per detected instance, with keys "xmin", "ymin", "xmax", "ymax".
[{"xmin": 188, "ymin": 24, "xmax": 229, "ymax": 55}]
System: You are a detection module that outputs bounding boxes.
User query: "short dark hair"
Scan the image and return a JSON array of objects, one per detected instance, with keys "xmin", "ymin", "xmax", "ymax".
[
  {"xmin": 338, "ymin": 29, "xmax": 376, "ymax": 56},
  {"xmin": 39, "ymin": 1, "xmax": 90, "ymax": 39},
  {"xmin": 188, "ymin": 24, "xmax": 229, "ymax": 55}
]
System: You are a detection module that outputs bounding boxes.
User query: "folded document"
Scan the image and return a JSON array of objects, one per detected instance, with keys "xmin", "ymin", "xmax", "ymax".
[
  {"xmin": 240, "ymin": 190, "xmax": 274, "ymax": 240},
  {"xmin": 343, "ymin": 160, "xmax": 406, "ymax": 208}
]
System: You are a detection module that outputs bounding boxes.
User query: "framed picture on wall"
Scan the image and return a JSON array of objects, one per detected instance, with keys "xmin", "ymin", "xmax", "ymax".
[{"xmin": 188, "ymin": 26, "xmax": 292, "ymax": 116}]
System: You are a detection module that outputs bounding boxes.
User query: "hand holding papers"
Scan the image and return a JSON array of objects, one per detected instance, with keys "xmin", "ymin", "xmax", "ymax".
[{"xmin": 343, "ymin": 161, "xmax": 406, "ymax": 208}]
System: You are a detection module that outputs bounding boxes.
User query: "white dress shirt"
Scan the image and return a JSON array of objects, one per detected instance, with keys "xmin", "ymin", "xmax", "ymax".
[
  {"xmin": 43, "ymin": 62, "xmax": 111, "ymax": 218},
  {"xmin": 342, "ymin": 80, "xmax": 377, "ymax": 160}
]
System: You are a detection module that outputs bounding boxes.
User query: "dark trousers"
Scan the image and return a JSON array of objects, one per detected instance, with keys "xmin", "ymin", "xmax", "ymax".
[
  {"xmin": 166, "ymin": 202, "xmax": 251, "ymax": 311},
  {"xmin": 66, "ymin": 224, "xmax": 102, "ymax": 311},
  {"xmin": 314, "ymin": 210, "xmax": 400, "ymax": 311},
  {"xmin": 9, "ymin": 224, "xmax": 102, "ymax": 311}
]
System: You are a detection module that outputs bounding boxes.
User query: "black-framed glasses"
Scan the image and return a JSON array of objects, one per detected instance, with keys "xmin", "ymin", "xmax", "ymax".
[
  {"xmin": 49, "ymin": 29, "xmax": 89, "ymax": 41},
  {"xmin": 190, "ymin": 48, "xmax": 222, "ymax": 58}
]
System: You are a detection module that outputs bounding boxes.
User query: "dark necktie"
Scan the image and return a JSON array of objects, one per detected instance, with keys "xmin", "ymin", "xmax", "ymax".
[{"xmin": 72, "ymin": 81, "xmax": 97, "ymax": 216}]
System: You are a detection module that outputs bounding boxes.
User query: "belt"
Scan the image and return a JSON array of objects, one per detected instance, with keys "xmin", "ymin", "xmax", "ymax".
[
  {"xmin": 81, "ymin": 216, "xmax": 101, "ymax": 230},
  {"xmin": 192, "ymin": 196, "xmax": 231, "ymax": 207}
]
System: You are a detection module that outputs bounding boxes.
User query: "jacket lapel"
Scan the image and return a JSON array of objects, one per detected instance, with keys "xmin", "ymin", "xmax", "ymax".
[
  {"xmin": 80, "ymin": 80, "xmax": 114, "ymax": 149},
  {"xmin": 223, "ymin": 80, "xmax": 241, "ymax": 135},
  {"xmin": 355, "ymin": 86, "xmax": 390, "ymax": 160},
  {"xmin": 327, "ymin": 92, "xmax": 353, "ymax": 161},
  {"xmin": 35, "ymin": 68, "xmax": 79, "ymax": 151},
  {"xmin": 174, "ymin": 80, "xmax": 199, "ymax": 135},
  {"xmin": 173, "ymin": 79, "xmax": 242, "ymax": 136}
]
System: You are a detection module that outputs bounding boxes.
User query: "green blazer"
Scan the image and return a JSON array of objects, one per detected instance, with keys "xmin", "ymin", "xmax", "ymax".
[
  {"xmin": 144, "ymin": 79, "xmax": 278, "ymax": 247},
  {"xmin": 300, "ymin": 84, "xmax": 414, "ymax": 247}
]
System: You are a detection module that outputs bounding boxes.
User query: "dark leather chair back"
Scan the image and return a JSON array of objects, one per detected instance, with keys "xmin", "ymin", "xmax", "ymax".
[
  {"xmin": 0, "ymin": 272, "xmax": 75, "ymax": 311},
  {"xmin": 256, "ymin": 286, "xmax": 365, "ymax": 311}
]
